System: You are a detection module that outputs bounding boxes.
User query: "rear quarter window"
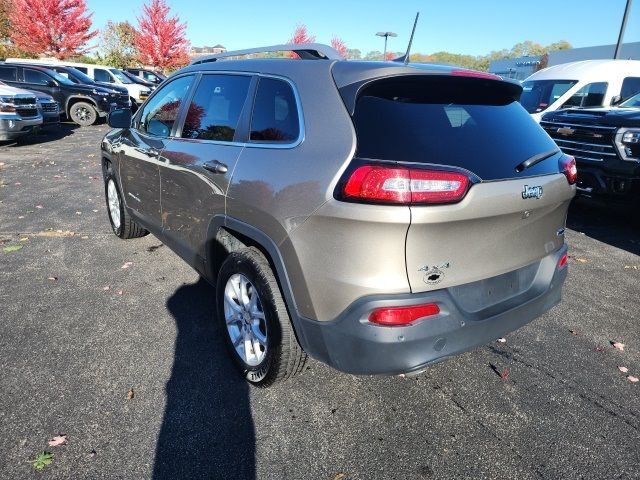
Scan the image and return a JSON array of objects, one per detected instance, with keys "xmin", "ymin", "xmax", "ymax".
[
  {"xmin": 351, "ymin": 75, "xmax": 560, "ymax": 181},
  {"xmin": 249, "ymin": 77, "xmax": 300, "ymax": 143}
]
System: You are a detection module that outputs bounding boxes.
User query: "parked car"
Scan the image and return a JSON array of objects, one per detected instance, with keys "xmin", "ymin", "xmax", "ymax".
[
  {"xmin": 0, "ymin": 82, "xmax": 42, "ymax": 141},
  {"xmin": 520, "ymin": 60, "xmax": 640, "ymax": 122},
  {"xmin": 102, "ymin": 44, "xmax": 576, "ymax": 387},
  {"xmin": 541, "ymin": 91, "xmax": 640, "ymax": 199},
  {"xmin": 125, "ymin": 67, "xmax": 166, "ymax": 85},
  {"xmin": 30, "ymin": 90, "xmax": 60, "ymax": 126},
  {"xmin": 0, "ymin": 63, "xmax": 124, "ymax": 126},
  {"xmin": 5, "ymin": 58, "xmax": 151, "ymax": 107}
]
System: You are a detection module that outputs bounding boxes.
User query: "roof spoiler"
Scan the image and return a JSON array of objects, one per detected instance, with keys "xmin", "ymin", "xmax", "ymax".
[{"xmin": 190, "ymin": 43, "xmax": 343, "ymax": 65}]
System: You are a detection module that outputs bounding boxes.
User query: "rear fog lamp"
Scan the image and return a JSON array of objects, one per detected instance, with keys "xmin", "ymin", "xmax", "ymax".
[
  {"xmin": 369, "ymin": 303, "xmax": 440, "ymax": 326},
  {"xmin": 558, "ymin": 253, "xmax": 568, "ymax": 269}
]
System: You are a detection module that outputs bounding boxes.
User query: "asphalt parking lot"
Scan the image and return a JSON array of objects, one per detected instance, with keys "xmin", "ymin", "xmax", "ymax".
[{"xmin": 0, "ymin": 124, "xmax": 639, "ymax": 480}]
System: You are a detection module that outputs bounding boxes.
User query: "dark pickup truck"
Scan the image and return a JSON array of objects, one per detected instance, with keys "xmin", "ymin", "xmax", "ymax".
[{"xmin": 541, "ymin": 93, "xmax": 640, "ymax": 199}]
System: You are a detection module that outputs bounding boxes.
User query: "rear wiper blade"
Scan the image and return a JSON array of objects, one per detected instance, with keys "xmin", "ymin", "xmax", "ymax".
[{"xmin": 515, "ymin": 149, "xmax": 559, "ymax": 173}]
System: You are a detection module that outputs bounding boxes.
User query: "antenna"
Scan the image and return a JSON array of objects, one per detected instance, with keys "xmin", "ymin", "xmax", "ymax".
[{"xmin": 394, "ymin": 12, "xmax": 420, "ymax": 64}]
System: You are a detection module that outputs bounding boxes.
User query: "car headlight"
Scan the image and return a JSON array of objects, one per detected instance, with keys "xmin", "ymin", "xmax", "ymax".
[
  {"xmin": 0, "ymin": 102, "xmax": 16, "ymax": 113},
  {"xmin": 140, "ymin": 90, "xmax": 151, "ymax": 97},
  {"xmin": 614, "ymin": 128, "xmax": 640, "ymax": 162},
  {"xmin": 92, "ymin": 89, "xmax": 110, "ymax": 96}
]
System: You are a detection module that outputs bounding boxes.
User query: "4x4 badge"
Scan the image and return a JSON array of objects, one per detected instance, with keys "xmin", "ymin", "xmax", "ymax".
[{"xmin": 522, "ymin": 185, "xmax": 543, "ymax": 199}]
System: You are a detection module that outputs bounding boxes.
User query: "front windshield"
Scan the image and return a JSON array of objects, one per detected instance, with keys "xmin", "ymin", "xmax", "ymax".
[
  {"xmin": 50, "ymin": 71, "xmax": 75, "ymax": 86},
  {"xmin": 620, "ymin": 92, "xmax": 640, "ymax": 108},
  {"xmin": 109, "ymin": 68, "xmax": 132, "ymax": 84},
  {"xmin": 68, "ymin": 67, "xmax": 95, "ymax": 84},
  {"xmin": 520, "ymin": 79, "xmax": 578, "ymax": 113}
]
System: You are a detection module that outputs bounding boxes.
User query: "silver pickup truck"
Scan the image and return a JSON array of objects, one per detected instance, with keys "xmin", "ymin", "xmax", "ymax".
[{"xmin": 0, "ymin": 82, "xmax": 43, "ymax": 141}]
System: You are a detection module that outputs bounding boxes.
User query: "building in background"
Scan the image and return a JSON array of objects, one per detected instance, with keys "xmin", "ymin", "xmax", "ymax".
[
  {"xmin": 190, "ymin": 44, "xmax": 226, "ymax": 58},
  {"xmin": 489, "ymin": 56, "xmax": 542, "ymax": 80},
  {"xmin": 548, "ymin": 41, "xmax": 640, "ymax": 66}
]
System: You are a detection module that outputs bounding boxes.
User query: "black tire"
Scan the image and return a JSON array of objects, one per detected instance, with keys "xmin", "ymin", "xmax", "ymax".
[
  {"xmin": 216, "ymin": 247, "xmax": 307, "ymax": 387},
  {"xmin": 104, "ymin": 168, "xmax": 148, "ymax": 239},
  {"xmin": 69, "ymin": 101, "xmax": 98, "ymax": 127}
]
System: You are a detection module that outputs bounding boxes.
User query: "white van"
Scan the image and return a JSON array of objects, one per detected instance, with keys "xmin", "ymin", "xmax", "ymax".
[
  {"xmin": 520, "ymin": 60, "xmax": 640, "ymax": 122},
  {"xmin": 5, "ymin": 58, "xmax": 151, "ymax": 106}
]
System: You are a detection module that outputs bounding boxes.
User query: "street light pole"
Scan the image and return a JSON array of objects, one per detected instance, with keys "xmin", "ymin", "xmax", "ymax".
[
  {"xmin": 614, "ymin": 0, "xmax": 633, "ymax": 59},
  {"xmin": 376, "ymin": 31, "xmax": 397, "ymax": 60}
]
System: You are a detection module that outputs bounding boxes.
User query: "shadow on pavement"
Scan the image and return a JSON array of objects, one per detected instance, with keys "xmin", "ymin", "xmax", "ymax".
[
  {"xmin": 153, "ymin": 278, "xmax": 256, "ymax": 480},
  {"xmin": 567, "ymin": 197, "xmax": 640, "ymax": 256},
  {"xmin": 9, "ymin": 122, "xmax": 80, "ymax": 146}
]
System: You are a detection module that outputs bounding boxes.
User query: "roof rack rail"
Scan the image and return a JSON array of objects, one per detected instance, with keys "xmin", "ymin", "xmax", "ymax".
[{"xmin": 190, "ymin": 43, "xmax": 343, "ymax": 65}]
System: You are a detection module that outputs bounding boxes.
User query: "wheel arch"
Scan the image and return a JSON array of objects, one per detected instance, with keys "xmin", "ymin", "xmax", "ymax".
[
  {"xmin": 65, "ymin": 95, "xmax": 98, "ymax": 116},
  {"xmin": 206, "ymin": 216, "xmax": 311, "ymax": 351}
]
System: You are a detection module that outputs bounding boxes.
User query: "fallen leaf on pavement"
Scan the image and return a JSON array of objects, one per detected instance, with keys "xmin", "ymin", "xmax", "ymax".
[
  {"xmin": 92, "ymin": 209, "xmax": 99, "ymax": 213},
  {"xmin": 47, "ymin": 277, "xmax": 58, "ymax": 281},
  {"xmin": 35, "ymin": 205, "xmax": 43, "ymax": 209},
  {"xmin": 497, "ymin": 338, "xmax": 506, "ymax": 343},
  {"xmin": 612, "ymin": 342, "xmax": 625, "ymax": 351},
  {"xmin": 334, "ymin": 474, "xmax": 345, "ymax": 480},
  {"xmin": 628, "ymin": 376, "xmax": 639, "ymax": 383},
  {"xmin": 75, "ymin": 211, "xmax": 82, "ymax": 215},
  {"xmin": 624, "ymin": 265, "xmax": 639, "ymax": 270},
  {"xmin": 569, "ymin": 329, "xmax": 578, "ymax": 335},
  {"xmin": 594, "ymin": 346, "xmax": 605, "ymax": 353},
  {"xmin": 121, "ymin": 262, "xmax": 133, "ymax": 269},
  {"xmin": 618, "ymin": 366, "xmax": 629, "ymax": 373},
  {"xmin": 117, "ymin": 290, "xmax": 123, "ymax": 295},
  {"xmin": 3, "ymin": 245, "xmax": 23, "ymax": 253},
  {"xmin": 36, "ymin": 230, "xmax": 75, "ymax": 238},
  {"xmin": 103, "ymin": 286, "xmax": 110, "ymax": 291},
  {"xmin": 127, "ymin": 388, "xmax": 135, "ymax": 400},
  {"xmin": 89, "ymin": 449, "xmax": 97, "ymax": 458},
  {"xmin": 500, "ymin": 367, "xmax": 510, "ymax": 381},
  {"xmin": 48, "ymin": 435, "xmax": 67, "ymax": 447},
  {"xmin": 19, "ymin": 237, "xmax": 28, "ymax": 242},
  {"xmin": 574, "ymin": 258, "xmax": 587, "ymax": 263}
]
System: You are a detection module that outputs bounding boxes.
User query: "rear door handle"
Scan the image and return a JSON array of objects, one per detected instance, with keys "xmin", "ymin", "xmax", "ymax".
[{"xmin": 203, "ymin": 160, "xmax": 228, "ymax": 174}]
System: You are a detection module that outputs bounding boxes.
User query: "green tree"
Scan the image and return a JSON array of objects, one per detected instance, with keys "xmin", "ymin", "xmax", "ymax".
[
  {"xmin": 101, "ymin": 20, "xmax": 138, "ymax": 68},
  {"xmin": 364, "ymin": 50, "xmax": 382, "ymax": 60},
  {"xmin": 345, "ymin": 48, "xmax": 361, "ymax": 60}
]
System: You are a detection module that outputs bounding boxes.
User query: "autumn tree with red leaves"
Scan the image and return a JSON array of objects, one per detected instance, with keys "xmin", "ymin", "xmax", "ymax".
[
  {"xmin": 331, "ymin": 37, "xmax": 347, "ymax": 59},
  {"xmin": 9, "ymin": 0, "xmax": 97, "ymax": 59},
  {"xmin": 135, "ymin": 0, "xmax": 190, "ymax": 71},
  {"xmin": 287, "ymin": 24, "xmax": 315, "ymax": 58}
]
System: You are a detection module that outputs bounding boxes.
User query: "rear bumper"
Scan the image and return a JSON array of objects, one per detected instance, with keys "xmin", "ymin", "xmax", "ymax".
[{"xmin": 295, "ymin": 246, "xmax": 567, "ymax": 375}]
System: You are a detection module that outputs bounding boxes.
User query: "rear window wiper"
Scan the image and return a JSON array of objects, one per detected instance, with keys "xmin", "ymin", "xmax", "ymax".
[{"xmin": 515, "ymin": 149, "xmax": 559, "ymax": 173}]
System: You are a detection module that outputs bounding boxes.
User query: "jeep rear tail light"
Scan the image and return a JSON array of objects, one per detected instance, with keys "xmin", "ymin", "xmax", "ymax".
[
  {"xmin": 369, "ymin": 303, "xmax": 440, "ymax": 326},
  {"xmin": 560, "ymin": 156, "xmax": 577, "ymax": 185},
  {"xmin": 343, "ymin": 165, "xmax": 470, "ymax": 205}
]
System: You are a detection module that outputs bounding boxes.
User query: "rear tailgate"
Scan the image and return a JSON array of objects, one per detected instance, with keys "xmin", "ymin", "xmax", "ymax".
[
  {"xmin": 346, "ymin": 73, "xmax": 576, "ymax": 293},
  {"xmin": 406, "ymin": 174, "xmax": 573, "ymax": 292}
]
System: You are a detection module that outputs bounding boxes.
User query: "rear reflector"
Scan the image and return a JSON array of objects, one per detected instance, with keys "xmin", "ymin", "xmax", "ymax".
[
  {"xmin": 558, "ymin": 252, "xmax": 568, "ymax": 269},
  {"xmin": 560, "ymin": 156, "xmax": 577, "ymax": 185},
  {"xmin": 343, "ymin": 165, "xmax": 470, "ymax": 205},
  {"xmin": 369, "ymin": 303, "xmax": 440, "ymax": 326}
]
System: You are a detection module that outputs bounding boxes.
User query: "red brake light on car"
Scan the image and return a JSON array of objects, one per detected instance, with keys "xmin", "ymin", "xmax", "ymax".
[
  {"xmin": 343, "ymin": 165, "xmax": 470, "ymax": 205},
  {"xmin": 451, "ymin": 70, "xmax": 501, "ymax": 80},
  {"xmin": 560, "ymin": 156, "xmax": 577, "ymax": 185},
  {"xmin": 369, "ymin": 303, "xmax": 440, "ymax": 326}
]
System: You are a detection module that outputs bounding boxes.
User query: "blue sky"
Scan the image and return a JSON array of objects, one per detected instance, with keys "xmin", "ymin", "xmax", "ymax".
[{"xmin": 87, "ymin": 0, "xmax": 640, "ymax": 56}]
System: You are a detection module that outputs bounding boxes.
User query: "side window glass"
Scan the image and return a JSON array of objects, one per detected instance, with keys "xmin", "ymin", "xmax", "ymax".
[
  {"xmin": 75, "ymin": 67, "xmax": 88, "ymax": 74},
  {"xmin": 250, "ymin": 78, "xmax": 300, "ymax": 143},
  {"xmin": 181, "ymin": 74, "xmax": 251, "ymax": 141},
  {"xmin": 561, "ymin": 82, "xmax": 607, "ymax": 109},
  {"xmin": 94, "ymin": 69, "xmax": 112, "ymax": 83},
  {"xmin": 0, "ymin": 66, "xmax": 17, "ymax": 81},
  {"xmin": 138, "ymin": 75, "xmax": 194, "ymax": 137},
  {"xmin": 620, "ymin": 77, "xmax": 640, "ymax": 102},
  {"xmin": 24, "ymin": 69, "xmax": 50, "ymax": 85}
]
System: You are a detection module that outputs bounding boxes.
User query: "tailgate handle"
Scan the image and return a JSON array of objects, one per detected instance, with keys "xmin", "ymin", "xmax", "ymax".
[{"xmin": 203, "ymin": 160, "xmax": 228, "ymax": 174}]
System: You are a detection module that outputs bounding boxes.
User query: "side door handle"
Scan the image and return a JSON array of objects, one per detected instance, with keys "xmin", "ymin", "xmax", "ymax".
[
  {"xmin": 134, "ymin": 146, "xmax": 160, "ymax": 158},
  {"xmin": 203, "ymin": 160, "xmax": 228, "ymax": 174}
]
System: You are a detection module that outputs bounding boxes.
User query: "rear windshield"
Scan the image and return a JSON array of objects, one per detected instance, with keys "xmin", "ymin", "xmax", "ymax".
[
  {"xmin": 520, "ymin": 79, "xmax": 577, "ymax": 113},
  {"xmin": 352, "ymin": 76, "xmax": 560, "ymax": 181}
]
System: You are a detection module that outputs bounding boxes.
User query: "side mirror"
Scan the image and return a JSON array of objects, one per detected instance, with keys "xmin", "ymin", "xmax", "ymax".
[
  {"xmin": 46, "ymin": 80, "xmax": 57, "ymax": 87},
  {"xmin": 108, "ymin": 107, "xmax": 132, "ymax": 129},
  {"xmin": 610, "ymin": 95, "xmax": 622, "ymax": 106}
]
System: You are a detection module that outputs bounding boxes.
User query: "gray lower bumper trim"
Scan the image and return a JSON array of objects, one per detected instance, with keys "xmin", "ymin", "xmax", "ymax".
[{"xmin": 295, "ymin": 247, "xmax": 567, "ymax": 375}]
